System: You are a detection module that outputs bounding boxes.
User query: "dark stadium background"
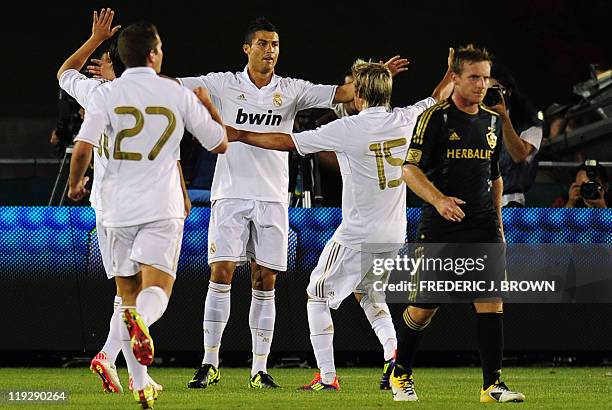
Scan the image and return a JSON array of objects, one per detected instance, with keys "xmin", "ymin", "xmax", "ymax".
[
  {"xmin": 3, "ymin": 0, "xmax": 610, "ymax": 174},
  {"xmin": 1, "ymin": 1, "xmax": 611, "ymax": 367},
  {"xmin": 2, "ymin": 0, "xmax": 610, "ymax": 117}
]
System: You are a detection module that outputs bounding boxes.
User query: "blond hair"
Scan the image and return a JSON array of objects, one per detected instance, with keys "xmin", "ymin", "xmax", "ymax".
[{"xmin": 351, "ymin": 59, "xmax": 393, "ymax": 109}]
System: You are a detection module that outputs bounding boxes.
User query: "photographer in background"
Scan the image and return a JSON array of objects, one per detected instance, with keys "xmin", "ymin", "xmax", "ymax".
[
  {"xmin": 487, "ymin": 64, "xmax": 542, "ymax": 207},
  {"xmin": 50, "ymin": 89, "xmax": 84, "ymax": 157},
  {"xmin": 560, "ymin": 160, "xmax": 609, "ymax": 208}
]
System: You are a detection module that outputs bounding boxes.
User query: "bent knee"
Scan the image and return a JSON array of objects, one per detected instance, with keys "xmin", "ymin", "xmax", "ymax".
[
  {"xmin": 407, "ymin": 304, "xmax": 438, "ymax": 324},
  {"xmin": 210, "ymin": 262, "xmax": 236, "ymax": 285},
  {"xmin": 253, "ymin": 266, "xmax": 277, "ymax": 290}
]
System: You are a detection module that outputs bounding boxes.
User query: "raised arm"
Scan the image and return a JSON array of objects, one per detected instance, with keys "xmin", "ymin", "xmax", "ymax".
[
  {"xmin": 57, "ymin": 8, "xmax": 121, "ymax": 80},
  {"xmin": 500, "ymin": 119, "xmax": 533, "ymax": 162},
  {"xmin": 490, "ymin": 96, "xmax": 535, "ymax": 162},
  {"xmin": 431, "ymin": 48, "xmax": 455, "ymax": 102}
]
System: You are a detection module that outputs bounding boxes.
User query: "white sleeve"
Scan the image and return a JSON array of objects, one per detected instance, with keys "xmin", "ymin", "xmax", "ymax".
[
  {"xmin": 520, "ymin": 126, "xmax": 543, "ymax": 154},
  {"xmin": 291, "ymin": 119, "xmax": 346, "ymax": 156},
  {"xmin": 293, "ymin": 79, "xmax": 336, "ymax": 111},
  {"xmin": 178, "ymin": 72, "xmax": 226, "ymax": 97},
  {"xmin": 395, "ymin": 97, "xmax": 436, "ymax": 123},
  {"xmin": 58, "ymin": 69, "xmax": 105, "ymax": 108},
  {"xmin": 73, "ymin": 88, "xmax": 108, "ymax": 147},
  {"xmin": 181, "ymin": 88, "xmax": 225, "ymax": 151}
]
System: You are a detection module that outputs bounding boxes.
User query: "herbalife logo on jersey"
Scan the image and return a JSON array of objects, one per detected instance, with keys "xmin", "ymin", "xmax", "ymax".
[{"xmin": 235, "ymin": 108, "xmax": 282, "ymax": 126}]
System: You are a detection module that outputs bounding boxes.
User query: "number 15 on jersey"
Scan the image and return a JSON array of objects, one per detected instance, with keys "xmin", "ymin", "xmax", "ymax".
[{"xmin": 369, "ymin": 138, "xmax": 407, "ymax": 190}]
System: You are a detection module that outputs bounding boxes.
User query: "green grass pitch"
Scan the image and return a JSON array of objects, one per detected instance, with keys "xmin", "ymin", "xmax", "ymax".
[{"xmin": 0, "ymin": 367, "xmax": 610, "ymax": 409}]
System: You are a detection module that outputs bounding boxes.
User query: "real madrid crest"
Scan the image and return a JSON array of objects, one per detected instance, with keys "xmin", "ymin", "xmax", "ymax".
[
  {"xmin": 273, "ymin": 92, "xmax": 282, "ymax": 107},
  {"xmin": 209, "ymin": 242, "xmax": 217, "ymax": 254},
  {"xmin": 486, "ymin": 126, "xmax": 497, "ymax": 149}
]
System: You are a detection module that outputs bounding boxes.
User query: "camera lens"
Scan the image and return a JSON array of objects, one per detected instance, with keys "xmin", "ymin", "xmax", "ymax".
[
  {"xmin": 483, "ymin": 87, "xmax": 502, "ymax": 107},
  {"xmin": 580, "ymin": 181, "xmax": 600, "ymax": 200}
]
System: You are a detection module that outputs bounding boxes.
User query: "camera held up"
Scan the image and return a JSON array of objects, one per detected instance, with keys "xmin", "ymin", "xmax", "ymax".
[
  {"xmin": 580, "ymin": 159, "xmax": 604, "ymax": 200},
  {"xmin": 483, "ymin": 84, "xmax": 507, "ymax": 107}
]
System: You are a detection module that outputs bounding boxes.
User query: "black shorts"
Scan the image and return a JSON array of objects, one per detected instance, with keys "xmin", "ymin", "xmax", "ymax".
[
  {"xmin": 409, "ymin": 211, "xmax": 506, "ymax": 303},
  {"xmin": 417, "ymin": 211, "xmax": 503, "ymax": 243}
]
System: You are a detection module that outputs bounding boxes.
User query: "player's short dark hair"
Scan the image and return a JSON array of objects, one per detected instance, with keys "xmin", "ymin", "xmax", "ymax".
[
  {"xmin": 452, "ymin": 44, "xmax": 492, "ymax": 74},
  {"xmin": 244, "ymin": 16, "xmax": 277, "ymax": 45},
  {"xmin": 105, "ymin": 32, "xmax": 126, "ymax": 77},
  {"xmin": 118, "ymin": 22, "xmax": 159, "ymax": 68}
]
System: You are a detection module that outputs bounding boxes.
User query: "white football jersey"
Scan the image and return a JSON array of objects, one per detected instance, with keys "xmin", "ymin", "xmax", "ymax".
[
  {"xmin": 179, "ymin": 67, "xmax": 336, "ymax": 203},
  {"xmin": 75, "ymin": 67, "xmax": 226, "ymax": 227},
  {"xmin": 58, "ymin": 69, "xmax": 108, "ymax": 211},
  {"xmin": 292, "ymin": 98, "xmax": 436, "ymax": 252}
]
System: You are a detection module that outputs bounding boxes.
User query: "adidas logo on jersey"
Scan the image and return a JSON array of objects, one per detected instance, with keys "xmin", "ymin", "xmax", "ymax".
[
  {"xmin": 237, "ymin": 94, "xmax": 247, "ymax": 101},
  {"xmin": 236, "ymin": 108, "xmax": 282, "ymax": 126},
  {"xmin": 449, "ymin": 131, "xmax": 461, "ymax": 141}
]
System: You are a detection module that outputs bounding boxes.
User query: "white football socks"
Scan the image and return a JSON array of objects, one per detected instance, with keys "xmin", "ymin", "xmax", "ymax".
[
  {"xmin": 360, "ymin": 294, "xmax": 397, "ymax": 361},
  {"xmin": 101, "ymin": 295, "xmax": 122, "ymax": 364},
  {"xmin": 249, "ymin": 289, "xmax": 275, "ymax": 376},
  {"xmin": 307, "ymin": 298, "xmax": 336, "ymax": 384},
  {"xmin": 136, "ymin": 286, "xmax": 168, "ymax": 327},
  {"xmin": 202, "ymin": 281, "xmax": 231, "ymax": 367},
  {"xmin": 117, "ymin": 304, "xmax": 147, "ymax": 390}
]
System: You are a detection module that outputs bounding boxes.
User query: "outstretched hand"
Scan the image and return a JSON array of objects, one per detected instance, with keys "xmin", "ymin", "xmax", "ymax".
[
  {"xmin": 382, "ymin": 55, "xmax": 409, "ymax": 77},
  {"xmin": 433, "ymin": 195, "xmax": 466, "ymax": 222},
  {"xmin": 91, "ymin": 8, "xmax": 121, "ymax": 43},
  {"xmin": 87, "ymin": 57, "xmax": 115, "ymax": 80}
]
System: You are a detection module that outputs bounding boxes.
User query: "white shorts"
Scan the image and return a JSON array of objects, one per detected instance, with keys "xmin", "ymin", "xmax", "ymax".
[
  {"xmin": 95, "ymin": 211, "xmax": 113, "ymax": 279},
  {"xmin": 307, "ymin": 240, "xmax": 399, "ymax": 310},
  {"xmin": 106, "ymin": 218, "xmax": 184, "ymax": 278},
  {"xmin": 208, "ymin": 199, "xmax": 288, "ymax": 271}
]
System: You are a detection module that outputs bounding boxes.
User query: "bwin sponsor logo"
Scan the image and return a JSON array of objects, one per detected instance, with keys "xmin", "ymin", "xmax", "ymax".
[{"xmin": 235, "ymin": 108, "xmax": 282, "ymax": 126}]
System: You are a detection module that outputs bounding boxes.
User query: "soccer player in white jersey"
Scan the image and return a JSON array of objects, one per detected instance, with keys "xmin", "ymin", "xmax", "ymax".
[
  {"xmin": 57, "ymin": 9, "xmax": 170, "ymax": 395},
  {"xmin": 68, "ymin": 21, "xmax": 228, "ymax": 409},
  {"xmin": 178, "ymin": 16, "xmax": 409, "ymax": 389},
  {"xmin": 223, "ymin": 55, "xmax": 453, "ymax": 390}
]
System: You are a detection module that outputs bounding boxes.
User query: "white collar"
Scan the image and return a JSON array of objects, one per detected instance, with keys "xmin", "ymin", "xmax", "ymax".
[
  {"xmin": 121, "ymin": 67, "xmax": 157, "ymax": 77},
  {"xmin": 239, "ymin": 66, "xmax": 279, "ymax": 90},
  {"xmin": 358, "ymin": 106, "xmax": 389, "ymax": 115}
]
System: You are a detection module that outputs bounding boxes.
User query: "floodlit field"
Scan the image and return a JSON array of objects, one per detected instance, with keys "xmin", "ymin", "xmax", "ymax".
[{"xmin": 0, "ymin": 367, "xmax": 610, "ymax": 409}]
